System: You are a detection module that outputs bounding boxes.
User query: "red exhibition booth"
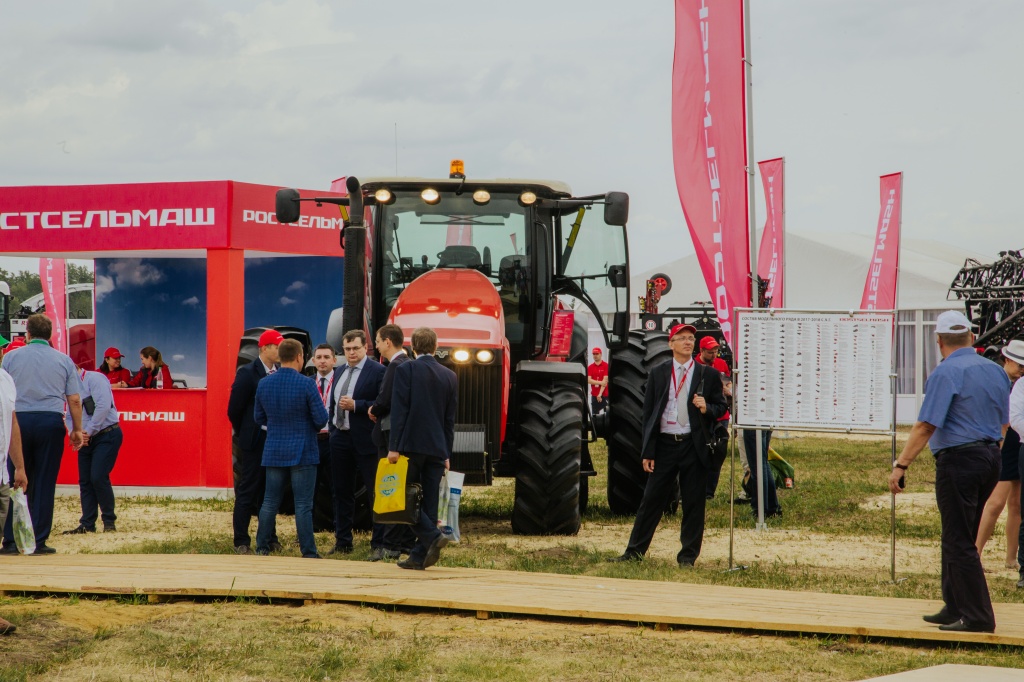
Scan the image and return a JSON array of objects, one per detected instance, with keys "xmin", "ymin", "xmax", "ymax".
[{"xmin": 0, "ymin": 181, "xmax": 343, "ymax": 492}]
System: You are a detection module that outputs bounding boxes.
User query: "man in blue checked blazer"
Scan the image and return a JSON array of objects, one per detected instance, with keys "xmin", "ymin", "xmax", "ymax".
[{"xmin": 254, "ymin": 339, "xmax": 329, "ymax": 558}]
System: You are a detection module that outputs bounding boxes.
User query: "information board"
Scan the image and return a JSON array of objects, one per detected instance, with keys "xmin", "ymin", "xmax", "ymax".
[{"xmin": 733, "ymin": 310, "xmax": 895, "ymax": 433}]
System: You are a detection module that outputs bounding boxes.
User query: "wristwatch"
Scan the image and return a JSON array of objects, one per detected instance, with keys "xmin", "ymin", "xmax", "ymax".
[{"xmin": 893, "ymin": 461, "xmax": 908, "ymax": 470}]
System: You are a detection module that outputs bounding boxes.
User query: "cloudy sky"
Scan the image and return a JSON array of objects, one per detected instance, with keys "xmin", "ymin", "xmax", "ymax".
[{"xmin": 1, "ymin": 0, "xmax": 1021, "ymax": 277}]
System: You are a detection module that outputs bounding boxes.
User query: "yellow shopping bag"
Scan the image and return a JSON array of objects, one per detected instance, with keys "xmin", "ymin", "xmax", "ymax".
[{"xmin": 374, "ymin": 456, "xmax": 410, "ymax": 515}]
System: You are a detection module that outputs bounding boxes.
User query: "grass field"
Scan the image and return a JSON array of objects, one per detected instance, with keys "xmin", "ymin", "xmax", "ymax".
[{"xmin": 2, "ymin": 434, "xmax": 1023, "ymax": 681}]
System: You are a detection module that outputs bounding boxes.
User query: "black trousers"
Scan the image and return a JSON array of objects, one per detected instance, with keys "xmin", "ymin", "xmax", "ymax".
[
  {"xmin": 934, "ymin": 444, "xmax": 1001, "ymax": 629},
  {"xmin": 2, "ymin": 412, "xmax": 65, "ymax": 547},
  {"xmin": 232, "ymin": 437, "xmax": 268, "ymax": 548},
  {"xmin": 625, "ymin": 434, "xmax": 708, "ymax": 565},
  {"xmin": 705, "ymin": 422, "xmax": 729, "ymax": 497},
  {"xmin": 330, "ymin": 430, "xmax": 385, "ymax": 549},
  {"xmin": 404, "ymin": 452, "xmax": 446, "ymax": 564}
]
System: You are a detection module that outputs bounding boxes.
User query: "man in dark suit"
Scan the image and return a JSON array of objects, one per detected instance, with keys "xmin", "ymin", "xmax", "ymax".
[
  {"xmin": 327, "ymin": 329, "xmax": 385, "ymax": 555},
  {"xmin": 254, "ymin": 339, "xmax": 329, "ymax": 558},
  {"xmin": 367, "ymin": 323, "xmax": 416, "ymax": 560},
  {"xmin": 609, "ymin": 323, "xmax": 727, "ymax": 567},
  {"xmin": 227, "ymin": 329, "xmax": 282, "ymax": 554},
  {"xmin": 388, "ymin": 327, "xmax": 458, "ymax": 570}
]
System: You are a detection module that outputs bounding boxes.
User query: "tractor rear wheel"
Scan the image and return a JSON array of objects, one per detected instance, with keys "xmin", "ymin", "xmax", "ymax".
[
  {"xmin": 606, "ymin": 329, "xmax": 671, "ymax": 515},
  {"xmin": 511, "ymin": 379, "xmax": 584, "ymax": 535}
]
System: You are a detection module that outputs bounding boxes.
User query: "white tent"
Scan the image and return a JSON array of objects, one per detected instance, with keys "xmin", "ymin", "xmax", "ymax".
[{"xmin": 625, "ymin": 231, "xmax": 1001, "ymax": 423}]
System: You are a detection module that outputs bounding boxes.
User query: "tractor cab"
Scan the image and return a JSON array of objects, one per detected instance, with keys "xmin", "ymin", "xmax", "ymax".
[{"xmin": 275, "ymin": 161, "xmax": 631, "ymax": 534}]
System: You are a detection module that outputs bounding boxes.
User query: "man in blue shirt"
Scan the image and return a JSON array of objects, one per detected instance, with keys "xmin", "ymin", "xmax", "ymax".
[
  {"xmin": 0, "ymin": 314, "xmax": 84, "ymax": 555},
  {"xmin": 254, "ymin": 339, "xmax": 329, "ymax": 558},
  {"xmin": 890, "ymin": 310, "xmax": 1010, "ymax": 633},
  {"xmin": 62, "ymin": 368, "xmax": 122, "ymax": 535}
]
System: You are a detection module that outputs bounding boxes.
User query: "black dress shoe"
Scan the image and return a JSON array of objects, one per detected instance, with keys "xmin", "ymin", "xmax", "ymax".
[
  {"xmin": 33, "ymin": 544, "xmax": 56, "ymax": 555},
  {"xmin": 328, "ymin": 545, "xmax": 353, "ymax": 555},
  {"xmin": 62, "ymin": 525, "xmax": 95, "ymax": 535},
  {"xmin": 103, "ymin": 524, "xmax": 117, "ymax": 532},
  {"xmin": 268, "ymin": 540, "xmax": 284, "ymax": 553},
  {"xmin": 678, "ymin": 560, "xmax": 695, "ymax": 568},
  {"xmin": 922, "ymin": 607, "xmax": 959, "ymax": 625},
  {"xmin": 606, "ymin": 553, "xmax": 642, "ymax": 563},
  {"xmin": 1017, "ymin": 574, "xmax": 1024, "ymax": 589},
  {"xmin": 938, "ymin": 618, "xmax": 994, "ymax": 633},
  {"xmin": 423, "ymin": 534, "xmax": 449, "ymax": 568},
  {"xmin": 397, "ymin": 557, "xmax": 425, "ymax": 570},
  {"xmin": 0, "ymin": 544, "xmax": 19, "ymax": 555}
]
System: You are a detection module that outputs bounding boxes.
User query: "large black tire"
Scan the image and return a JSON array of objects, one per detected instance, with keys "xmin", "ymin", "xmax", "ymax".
[
  {"xmin": 605, "ymin": 330, "xmax": 671, "ymax": 515},
  {"xmin": 511, "ymin": 379, "xmax": 584, "ymax": 535}
]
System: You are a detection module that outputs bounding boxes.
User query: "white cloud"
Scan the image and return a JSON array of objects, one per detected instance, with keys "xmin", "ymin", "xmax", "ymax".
[
  {"xmin": 172, "ymin": 354, "xmax": 185, "ymax": 362},
  {"xmin": 285, "ymin": 280, "xmax": 307, "ymax": 293},
  {"xmin": 182, "ymin": 296, "xmax": 199, "ymax": 306},
  {"xmin": 94, "ymin": 273, "xmax": 114, "ymax": 302},
  {"xmin": 106, "ymin": 259, "xmax": 165, "ymax": 288},
  {"xmin": 279, "ymin": 296, "xmax": 297, "ymax": 306}
]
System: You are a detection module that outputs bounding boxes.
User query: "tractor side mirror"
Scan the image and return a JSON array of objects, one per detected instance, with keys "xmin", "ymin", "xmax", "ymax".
[
  {"xmin": 275, "ymin": 189, "xmax": 301, "ymax": 224},
  {"xmin": 604, "ymin": 191, "xmax": 629, "ymax": 226},
  {"xmin": 607, "ymin": 264, "xmax": 628, "ymax": 288}
]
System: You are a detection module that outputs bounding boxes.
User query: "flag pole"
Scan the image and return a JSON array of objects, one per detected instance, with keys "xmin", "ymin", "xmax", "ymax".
[{"xmin": 742, "ymin": 0, "xmax": 766, "ymax": 531}]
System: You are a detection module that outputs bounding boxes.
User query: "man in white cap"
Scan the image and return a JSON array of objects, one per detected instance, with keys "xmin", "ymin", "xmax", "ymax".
[
  {"xmin": 1003, "ymin": 338, "xmax": 1024, "ymax": 589},
  {"xmin": 889, "ymin": 310, "xmax": 1010, "ymax": 633}
]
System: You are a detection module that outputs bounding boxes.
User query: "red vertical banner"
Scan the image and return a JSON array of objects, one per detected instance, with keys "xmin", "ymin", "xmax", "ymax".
[
  {"xmin": 40, "ymin": 258, "xmax": 68, "ymax": 353},
  {"xmin": 672, "ymin": 0, "xmax": 750, "ymax": 346},
  {"xmin": 860, "ymin": 173, "xmax": 903, "ymax": 310},
  {"xmin": 757, "ymin": 157, "xmax": 785, "ymax": 308}
]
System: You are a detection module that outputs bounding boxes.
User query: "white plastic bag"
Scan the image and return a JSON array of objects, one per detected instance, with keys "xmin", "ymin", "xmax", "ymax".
[
  {"xmin": 11, "ymin": 488, "xmax": 35, "ymax": 555},
  {"xmin": 441, "ymin": 470, "xmax": 464, "ymax": 543},
  {"xmin": 437, "ymin": 472, "xmax": 451, "ymax": 527}
]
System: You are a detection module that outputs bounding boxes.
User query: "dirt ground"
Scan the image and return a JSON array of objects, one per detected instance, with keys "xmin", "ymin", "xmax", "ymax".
[{"xmin": 43, "ymin": 490, "xmax": 1021, "ymax": 580}]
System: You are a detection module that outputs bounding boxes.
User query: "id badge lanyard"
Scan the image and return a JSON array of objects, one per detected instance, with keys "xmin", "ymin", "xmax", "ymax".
[{"xmin": 667, "ymin": 361, "xmax": 690, "ymax": 425}]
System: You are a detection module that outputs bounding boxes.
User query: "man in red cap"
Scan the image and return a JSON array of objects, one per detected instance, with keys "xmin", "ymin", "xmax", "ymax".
[
  {"xmin": 608, "ymin": 322, "xmax": 728, "ymax": 567},
  {"xmin": 227, "ymin": 329, "xmax": 283, "ymax": 554},
  {"xmin": 587, "ymin": 347, "xmax": 610, "ymax": 416},
  {"xmin": 695, "ymin": 336, "xmax": 733, "ymax": 499}
]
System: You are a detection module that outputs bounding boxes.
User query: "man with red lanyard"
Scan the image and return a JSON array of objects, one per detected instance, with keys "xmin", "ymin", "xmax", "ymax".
[
  {"xmin": 587, "ymin": 347, "xmax": 609, "ymax": 416},
  {"xmin": 311, "ymin": 343, "xmax": 337, "ymax": 526},
  {"xmin": 608, "ymin": 323, "xmax": 727, "ymax": 567},
  {"xmin": 696, "ymin": 336, "xmax": 733, "ymax": 499}
]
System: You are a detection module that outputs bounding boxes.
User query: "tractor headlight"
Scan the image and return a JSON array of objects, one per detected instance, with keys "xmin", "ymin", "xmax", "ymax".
[
  {"xmin": 518, "ymin": 190, "xmax": 537, "ymax": 206},
  {"xmin": 472, "ymin": 189, "xmax": 491, "ymax": 205},
  {"xmin": 374, "ymin": 188, "xmax": 394, "ymax": 204},
  {"xmin": 452, "ymin": 349, "xmax": 471, "ymax": 363},
  {"xmin": 475, "ymin": 349, "xmax": 494, "ymax": 364},
  {"xmin": 421, "ymin": 188, "xmax": 440, "ymax": 205}
]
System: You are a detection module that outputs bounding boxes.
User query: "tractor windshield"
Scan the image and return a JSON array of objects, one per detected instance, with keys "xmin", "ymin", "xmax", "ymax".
[{"xmin": 380, "ymin": 193, "xmax": 531, "ymax": 339}]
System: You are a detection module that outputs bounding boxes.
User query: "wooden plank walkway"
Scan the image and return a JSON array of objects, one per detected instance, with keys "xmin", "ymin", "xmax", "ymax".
[{"xmin": 2, "ymin": 554, "xmax": 1023, "ymax": 647}]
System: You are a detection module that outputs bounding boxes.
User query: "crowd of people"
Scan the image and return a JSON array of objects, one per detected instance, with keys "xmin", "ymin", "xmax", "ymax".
[{"xmin": 229, "ymin": 325, "xmax": 457, "ymax": 569}]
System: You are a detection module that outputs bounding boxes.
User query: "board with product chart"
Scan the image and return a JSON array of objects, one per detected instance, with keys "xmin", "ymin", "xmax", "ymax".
[{"xmin": 733, "ymin": 310, "xmax": 895, "ymax": 433}]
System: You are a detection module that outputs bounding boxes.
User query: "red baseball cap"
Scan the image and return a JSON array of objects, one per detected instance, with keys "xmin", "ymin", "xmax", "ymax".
[
  {"xmin": 104, "ymin": 346, "xmax": 124, "ymax": 359},
  {"xmin": 4, "ymin": 337, "xmax": 26, "ymax": 352},
  {"xmin": 592, "ymin": 347, "xmax": 602, "ymax": 353},
  {"xmin": 699, "ymin": 336, "xmax": 720, "ymax": 350},
  {"xmin": 669, "ymin": 323, "xmax": 697, "ymax": 339},
  {"xmin": 258, "ymin": 330, "xmax": 285, "ymax": 347}
]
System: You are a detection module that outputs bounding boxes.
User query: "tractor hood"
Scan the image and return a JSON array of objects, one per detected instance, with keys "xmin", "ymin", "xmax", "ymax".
[{"xmin": 389, "ymin": 268, "xmax": 504, "ymax": 347}]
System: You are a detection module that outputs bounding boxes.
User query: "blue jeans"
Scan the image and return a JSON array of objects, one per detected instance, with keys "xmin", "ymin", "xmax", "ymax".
[
  {"xmin": 743, "ymin": 429, "xmax": 780, "ymax": 516},
  {"xmin": 257, "ymin": 465, "xmax": 319, "ymax": 558},
  {"xmin": 77, "ymin": 427, "xmax": 122, "ymax": 529}
]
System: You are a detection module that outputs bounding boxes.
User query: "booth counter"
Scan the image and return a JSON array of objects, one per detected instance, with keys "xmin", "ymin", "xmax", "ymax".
[{"xmin": 57, "ymin": 388, "xmax": 229, "ymax": 491}]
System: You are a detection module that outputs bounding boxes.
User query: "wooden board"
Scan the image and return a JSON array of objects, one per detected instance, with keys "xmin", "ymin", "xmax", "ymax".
[{"xmin": 2, "ymin": 554, "xmax": 1023, "ymax": 646}]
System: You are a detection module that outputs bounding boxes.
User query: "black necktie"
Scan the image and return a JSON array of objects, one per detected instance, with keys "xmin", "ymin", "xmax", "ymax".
[{"xmin": 319, "ymin": 377, "xmax": 327, "ymax": 398}]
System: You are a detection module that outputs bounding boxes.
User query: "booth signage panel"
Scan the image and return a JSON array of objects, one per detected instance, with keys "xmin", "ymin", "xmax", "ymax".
[
  {"xmin": 58, "ymin": 390, "xmax": 208, "ymax": 487},
  {"xmin": 733, "ymin": 310, "xmax": 894, "ymax": 432},
  {"xmin": 231, "ymin": 182, "xmax": 345, "ymax": 257},
  {"xmin": 0, "ymin": 182, "xmax": 230, "ymax": 251}
]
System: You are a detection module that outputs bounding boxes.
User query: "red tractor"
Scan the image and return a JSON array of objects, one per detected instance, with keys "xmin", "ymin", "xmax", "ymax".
[{"xmin": 275, "ymin": 163, "xmax": 631, "ymax": 534}]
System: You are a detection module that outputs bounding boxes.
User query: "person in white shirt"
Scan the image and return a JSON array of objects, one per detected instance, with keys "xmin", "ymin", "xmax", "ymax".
[
  {"xmin": 0, "ymin": 367, "xmax": 26, "ymax": 634},
  {"xmin": 1002, "ymin": 339, "xmax": 1024, "ymax": 589}
]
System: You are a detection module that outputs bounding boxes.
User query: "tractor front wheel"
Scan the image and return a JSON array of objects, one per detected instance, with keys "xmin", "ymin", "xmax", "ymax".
[{"xmin": 511, "ymin": 379, "xmax": 584, "ymax": 535}]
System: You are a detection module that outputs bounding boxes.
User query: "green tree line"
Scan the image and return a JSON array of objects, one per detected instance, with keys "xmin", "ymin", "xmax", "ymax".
[{"xmin": 1, "ymin": 262, "xmax": 94, "ymax": 317}]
